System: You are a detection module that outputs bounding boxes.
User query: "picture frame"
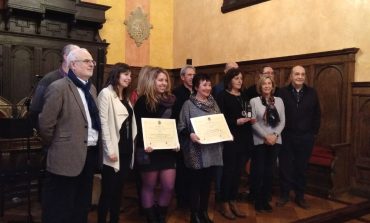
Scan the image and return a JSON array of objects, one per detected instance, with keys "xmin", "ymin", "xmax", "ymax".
[{"xmin": 221, "ymin": 0, "xmax": 270, "ymax": 13}]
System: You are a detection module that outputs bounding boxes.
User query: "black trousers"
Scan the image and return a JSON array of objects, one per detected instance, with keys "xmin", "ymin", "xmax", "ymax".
[
  {"xmin": 251, "ymin": 144, "xmax": 279, "ymax": 204},
  {"xmin": 188, "ymin": 167, "xmax": 214, "ymax": 212},
  {"xmin": 42, "ymin": 148, "xmax": 98, "ymax": 223},
  {"xmin": 98, "ymin": 155, "xmax": 131, "ymax": 223},
  {"xmin": 175, "ymin": 152, "xmax": 190, "ymax": 206},
  {"xmin": 279, "ymin": 133, "xmax": 314, "ymax": 200},
  {"xmin": 220, "ymin": 144, "xmax": 244, "ymax": 202}
]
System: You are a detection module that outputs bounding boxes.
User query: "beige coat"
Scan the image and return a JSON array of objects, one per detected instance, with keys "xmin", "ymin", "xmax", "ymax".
[
  {"xmin": 39, "ymin": 77, "xmax": 98, "ymax": 177},
  {"xmin": 98, "ymin": 85, "xmax": 137, "ymax": 171}
]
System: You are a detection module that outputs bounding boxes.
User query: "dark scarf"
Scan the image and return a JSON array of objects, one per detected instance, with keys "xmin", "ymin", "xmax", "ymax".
[
  {"xmin": 189, "ymin": 94, "xmax": 219, "ymax": 113},
  {"xmin": 159, "ymin": 94, "xmax": 176, "ymax": 108},
  {"xmin": 261, "ymin": 96, "xmax": 280, "ymax": 127},
  {"xmin": 158, "ymin": 94, "xmax": 176, "ymax": 118},
  {"xmin": 68, "ymin": 70, "xmax": 101, "ymax": 132}
]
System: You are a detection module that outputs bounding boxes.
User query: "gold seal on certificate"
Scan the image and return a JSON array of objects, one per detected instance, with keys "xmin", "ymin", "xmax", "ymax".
[
  {"xmin": 190, "ymin": 114, "xmax": 233, "ymax": 144},
  {"xmin": 141, "ymin": 118, "xmax": 180, "ymax": 150}
]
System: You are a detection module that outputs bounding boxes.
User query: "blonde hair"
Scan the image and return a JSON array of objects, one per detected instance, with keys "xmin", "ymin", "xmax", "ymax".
[
  {"xmin": 142, "ymin": 67, "xmax": 173, "ymax": 111},
  {"xmin": 136, "ymin": 65, "xmax": 153, "ymax": 96},
  {"xmin": 256, "ymin": 74, "xmax": 276, "ymax": 95}
]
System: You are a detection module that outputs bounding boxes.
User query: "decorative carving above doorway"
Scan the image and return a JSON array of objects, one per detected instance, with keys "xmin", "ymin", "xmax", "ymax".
[
  {"xmin": 124, "ymin": 7, "xmax": 153, "ymax": 47},
  {"xmin": 221, "ymin": 0, "xmax": 270, "ymax": 13}
]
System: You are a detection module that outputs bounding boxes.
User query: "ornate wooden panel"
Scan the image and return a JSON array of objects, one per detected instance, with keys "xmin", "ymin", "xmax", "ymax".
[
  {"xmin": 351, "ymin": 82, "xmax": 370, "ymax": 197},
  {"xmin": 0, "ymin": 0, "xmax": 110, "ymax": 105}
]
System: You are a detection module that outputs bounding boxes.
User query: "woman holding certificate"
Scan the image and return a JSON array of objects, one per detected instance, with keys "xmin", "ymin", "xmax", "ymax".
[
  {"xmin": 97, "ymin": 63, "xmax": 137, "ymax": 223},
  {"xmin": 178, "ymin": 73, "xmax": 223, "ymax": 223},
  {"xmin": 134, "ymin": 67, "xmax": 177, "ymax": 223},
  {"xmin": 250, "ymin": 74, "xmax": 285, "ymax": 213},
  {"xmin": 216, "ymin": 68, "xmax": 253, "ymax": 220}
]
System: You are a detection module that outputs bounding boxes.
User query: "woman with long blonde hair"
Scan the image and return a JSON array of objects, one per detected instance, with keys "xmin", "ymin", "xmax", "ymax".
[{"xmin": 134, "ymin": 67, "xmax": 178, "ymax": 223}]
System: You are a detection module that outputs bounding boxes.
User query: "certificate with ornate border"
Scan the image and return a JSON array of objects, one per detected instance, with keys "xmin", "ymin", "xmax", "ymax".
[
  {"xmin": 190, "ymin": 114, "xmax": 233, "ymax": 144},
  {"xmin": 141, "ymin": 118, "xmax": 180, "ymax": 150}
]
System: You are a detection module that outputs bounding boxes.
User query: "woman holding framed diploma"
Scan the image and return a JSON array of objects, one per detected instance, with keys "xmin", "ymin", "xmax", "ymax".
[
  {"xmin": 97, "ymin": 63, "xmax": 137, "ymax": 223},
  {"xmin": 216, "ymin": 68, "xmax": 253, "ymax": 220},
  {"xmin": 178, "ymin": 73, "xmax": 223, "ymax": 223},
  {"xmin": 250, "ymin": 75, "xmax": 285, "ymax": 213},
  {"xmin": 134, "ymin": 67, "xmax": 177, "ymax": 223}
]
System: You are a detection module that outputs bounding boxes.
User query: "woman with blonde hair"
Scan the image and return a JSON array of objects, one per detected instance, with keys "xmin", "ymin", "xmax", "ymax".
[
  {"xmin": 129, "ymin": 65, "xmax": 153, "ymax": 105},
  {"xmin": 250, "ymin": 74, "xmax": 285, "ymax": 212},
  {"xmin": 134, "ymin": 67, "xmax": 178, "ymax": 223}
]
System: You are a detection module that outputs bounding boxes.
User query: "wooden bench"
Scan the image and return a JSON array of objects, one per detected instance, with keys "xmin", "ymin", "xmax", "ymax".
[{"xmin": 306, "ymin": 143, "xmax": 350, "ymax": 198}]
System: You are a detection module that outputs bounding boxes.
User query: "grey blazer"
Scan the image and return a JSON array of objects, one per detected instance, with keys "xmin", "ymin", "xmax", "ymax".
[{"xmin": 39, "ymin": 77, "xmax": 98, "ymax": 177}]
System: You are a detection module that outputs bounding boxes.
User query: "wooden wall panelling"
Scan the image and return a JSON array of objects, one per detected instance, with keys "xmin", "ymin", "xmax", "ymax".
[
  {"xmin": 0, "ymin": 0, "xmax": 110, "ymax": 105},
  {"xmin": 351, "ymin": 82, "xmax": 370, "ymax": 198}
]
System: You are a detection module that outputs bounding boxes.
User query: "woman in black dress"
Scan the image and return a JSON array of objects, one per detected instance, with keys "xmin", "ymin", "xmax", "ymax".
[
  {"xmin": 134, "ymin": 67, "xmax": 178, "ymax": 223},
  {"xmin": 216, "ymin": 68, "xmax": 254, "ymax": 219}
]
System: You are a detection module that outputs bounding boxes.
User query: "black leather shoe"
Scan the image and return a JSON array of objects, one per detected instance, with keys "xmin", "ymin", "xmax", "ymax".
[
  {"xmin": 276, "ymin": 197, "xmax": 289, "ymax": 207},
  {"xmin": 199, "ymin": 211, "xmax": 213, "ymax": 223},
  {"xmin": 295, "ymin": 198, "xmax": 310, "ymax": 209},
  {"xmin": 190, "ymin": 211, "xmax": 201, "ymax": 223},
  {"xmin": 263, "ymin": 202, "xmax": 273, "ymax": 212}
]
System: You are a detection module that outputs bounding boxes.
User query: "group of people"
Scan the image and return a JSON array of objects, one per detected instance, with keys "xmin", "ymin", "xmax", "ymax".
[{"xmin": 30, "ymin": 44, "xmax": 321, "ymax": 223}]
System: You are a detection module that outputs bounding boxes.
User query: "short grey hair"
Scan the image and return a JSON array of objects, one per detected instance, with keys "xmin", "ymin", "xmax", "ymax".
[
  {"xmin": 66, "ymin": 48, "xmax": 89, "ymax": 68},
  {"xmin": 62, "ymin": 44, "xmax": 79, "ymax": 58},
  {"xmin": 180, "ymin": 65, "xmax": 196, "ymax": 76}
]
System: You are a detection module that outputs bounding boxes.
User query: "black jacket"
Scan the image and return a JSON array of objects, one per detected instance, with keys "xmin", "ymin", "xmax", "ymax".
[{"xmin": 279, "ymin": 84, "xmax": 321, "ymax": 135}]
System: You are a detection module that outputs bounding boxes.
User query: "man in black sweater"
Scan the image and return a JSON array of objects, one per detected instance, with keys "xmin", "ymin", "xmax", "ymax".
[
  {"xmin": 172, "ymin": 64, "xmax": 195, "ymax": 208},
  {"xmin": 245, "ymin": 65, "xmax": 280, "ymax": 99},
  {"xmin": 276, "ymin": 65, "xmax": 321, "ymax": 209}
]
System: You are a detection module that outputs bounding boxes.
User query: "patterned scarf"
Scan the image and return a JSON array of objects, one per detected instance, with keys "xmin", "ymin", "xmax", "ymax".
[
  {"xmin": 68, "ymin": 70, "xmax": 101, "ymax": 132},
  {"xmin": 261, "ymin": 96, "xmax": 280, "ymax": 127},
  {"xmin": 189, "ymin": 93, "xmax": 219, "ymax": 113}
]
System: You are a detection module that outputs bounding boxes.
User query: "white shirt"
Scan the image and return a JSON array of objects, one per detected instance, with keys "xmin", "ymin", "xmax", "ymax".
[{"xmin": 76, "ymin": 77, "xmax": 99, "ymax": 146}]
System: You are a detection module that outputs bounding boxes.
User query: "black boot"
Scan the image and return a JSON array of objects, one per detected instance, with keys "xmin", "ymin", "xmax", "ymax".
[
  {"xmin": 190, "ymin": 211, "xmax": 201, "ymax": 223},
  {"xmin": 144, "ymin": 207, "xmax": 159, "ymax": 223},
  {"xmin": 156, "ymin": 205, "xmax": 168, "ymax": 223},
  {"xmin": 199, "ymin": 211, "xmax": 213, "ymax": 223}
]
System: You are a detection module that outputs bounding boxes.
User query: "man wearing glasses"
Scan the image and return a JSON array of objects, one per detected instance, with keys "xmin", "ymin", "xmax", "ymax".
[
  {"xmin": 39, "ymin": 48, "xmax": 100, "ymax": 223},
  {"xmin": 245, "ymin": 65, "xmax": 280, "ymax": 99}
]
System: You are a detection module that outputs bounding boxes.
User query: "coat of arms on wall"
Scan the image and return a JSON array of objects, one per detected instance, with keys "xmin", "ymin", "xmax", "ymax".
[{"xmin": 124, "ymin": 7, "xmax": 153, "ymax": 47}]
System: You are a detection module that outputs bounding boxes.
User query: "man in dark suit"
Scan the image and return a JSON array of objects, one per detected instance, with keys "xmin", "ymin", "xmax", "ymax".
[
  {"xmin": 212, "ymin": 62, "xmax": 239, "ymax": 98},
  {"xmin": 39, "ymin": 48, "xmax": 100, "ymax": 223},
  {"xmin": 245, "ymin": 65, "xmax": 280, "ymax": 99},
  {"xmin": 172, "ymin": 64, "xmax": 195, "ymax": 208},
  {"xmin": 30, "ymin": 44, "xmax": 79, "ymax": 129},
  {"xmin": 276, "ymin": 65, "xmax": 321, "ymax": 209}
]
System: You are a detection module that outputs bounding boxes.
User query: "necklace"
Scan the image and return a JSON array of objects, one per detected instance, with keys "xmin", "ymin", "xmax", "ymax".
[{"xmin": 236, "ymin": 95, "xmax": 251, "ymax": 118}]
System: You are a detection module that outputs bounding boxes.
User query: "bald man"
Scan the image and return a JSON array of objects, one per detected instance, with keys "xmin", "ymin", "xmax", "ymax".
[
  {"xmin": 212, "ymin": 62, "xmax": 239, "ymax": 97},
  {"xmin": 39, "ymin": 48, "xmax": 100, "ymax": 223},
  {"xmin": 277, "ymin": 65, "xmax": 321, "ymax": 209}
]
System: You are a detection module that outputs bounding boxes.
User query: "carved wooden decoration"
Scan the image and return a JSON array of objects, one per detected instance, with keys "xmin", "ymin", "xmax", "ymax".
[{"xmin": 124, "ymin": 7, "xmax": 153, "ymax": 47}]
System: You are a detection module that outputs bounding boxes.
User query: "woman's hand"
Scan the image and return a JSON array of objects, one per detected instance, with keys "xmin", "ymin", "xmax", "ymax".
[
  {"xmin": 237, "ymin": 117, "xmax": 256, "ymax": 125},
  {"xmin": 190, "ymin": 133, "xmax": 200, "ymax": 143},
  {"xmin": 264, "ymin": 134, "xmax": 277, "ymax": 145},
  {"xmin": 173, "ymin": 146, "xmax": 180, "ymax": 152},
  {"xmin": 145, "ymin": 147, "xmax": 154, "ymax": 153},
  {"xmin": 108, "ymin": 153, "xmax": 118, "ymax": 162}
]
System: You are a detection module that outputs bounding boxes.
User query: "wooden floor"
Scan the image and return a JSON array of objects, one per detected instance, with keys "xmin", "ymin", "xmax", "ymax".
[{"xmin": 2, "ymin": 181, "xmax": 370, "ymax": 223}]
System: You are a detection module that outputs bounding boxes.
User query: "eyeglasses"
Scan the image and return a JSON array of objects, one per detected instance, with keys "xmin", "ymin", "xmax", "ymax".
[{"xmin": 74, "ymin": 59, "xmax": 97, "ymax": 66}]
